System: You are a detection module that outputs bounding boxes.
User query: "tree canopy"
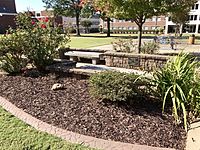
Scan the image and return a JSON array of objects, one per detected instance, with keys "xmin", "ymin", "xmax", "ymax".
[
  {"xmin": 42, "ymin": 0, "xmax": 92, "ymax": 36},
  {"xmin": 91, "ymin": 0, "xmax": 197, "ymax": 52}
]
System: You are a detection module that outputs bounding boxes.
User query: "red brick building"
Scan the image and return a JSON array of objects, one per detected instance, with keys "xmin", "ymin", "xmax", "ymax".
[
  {"xmin": 101, "ymin": 16, "xmax": 166, "ymax": 32},
  {"xmin": 0, "ymin": 0, "xmax": 17, "ymax": 33}
]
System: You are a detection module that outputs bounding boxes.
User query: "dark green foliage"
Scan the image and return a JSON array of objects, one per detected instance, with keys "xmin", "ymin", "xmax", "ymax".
[
  {"xmin": 150, "ymin": 53, "xmax": 200, "ymax": 131},
  {"xmin": 89, "ymin": 71, "xmax": 143, "ymax": 101}
]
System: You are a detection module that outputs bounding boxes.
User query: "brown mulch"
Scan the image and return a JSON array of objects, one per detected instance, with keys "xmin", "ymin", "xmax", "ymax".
[{"xmin": 0, "ymin": 74, "xmax": 186, "ymax": 149}]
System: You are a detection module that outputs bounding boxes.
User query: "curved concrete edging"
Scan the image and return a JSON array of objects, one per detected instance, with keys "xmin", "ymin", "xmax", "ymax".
[{"xmin": 0, "ymin": 96, "xmax": 174, "ymax": 150}]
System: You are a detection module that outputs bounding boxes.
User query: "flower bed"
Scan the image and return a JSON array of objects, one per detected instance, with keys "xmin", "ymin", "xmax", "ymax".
[{"xmin": 0, "ymin": 74, "xmax": 186, "ymax": 149}]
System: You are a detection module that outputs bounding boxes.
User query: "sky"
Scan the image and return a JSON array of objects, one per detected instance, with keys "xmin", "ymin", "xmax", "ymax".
[{"xmin": 15, "ymin": 0, "xmax": 46, "ymax": 12}]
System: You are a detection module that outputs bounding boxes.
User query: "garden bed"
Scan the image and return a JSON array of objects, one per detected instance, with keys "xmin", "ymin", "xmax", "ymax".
[{"xmin": 0, "ymin": 74, "xmax": 186, "ymax": 149}]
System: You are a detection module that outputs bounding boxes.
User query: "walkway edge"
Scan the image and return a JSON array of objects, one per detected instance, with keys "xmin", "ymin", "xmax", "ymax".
[{"xmin": 0, "ymin": 96, "xmax": 174, "ymax": 150}]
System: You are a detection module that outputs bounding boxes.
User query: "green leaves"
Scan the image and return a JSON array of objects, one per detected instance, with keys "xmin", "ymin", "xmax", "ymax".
[
  {"xmin": 151, "ymin": 53, "xmax": 200, "ymax": 131},
  {"xmin": 89, "ymin": 71, "xmax": 144, "ymax": 102},
  {"xmin": 0, "ymin": 13, "xmax": 70, "ymax": 73}
]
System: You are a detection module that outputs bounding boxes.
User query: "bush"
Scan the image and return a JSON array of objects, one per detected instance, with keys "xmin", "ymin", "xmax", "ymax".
[
  {"xmin": 0, "ymin": 29, "xmax": 29, "ymax": 74},
  {"xmin": 89, "ymin": 71, "xmax": 143, "ymax": 102},
  {"xmin": 141, "ymin": 42, "xmax": 160, "ymax": 54},
  {"xmin": 0, "ymin": 12, "xmax": 70, "ymax": 73},
  {"xmin": 24, "ymin": 21, "xmax": 69, "ymax": 71},
  {"xmin": 112, "ymin": 39, "xmax": 137, "ymax": 53},
  {"xmin": 150, "ymin": 53, "xmax": 200, "ymax": 131}
]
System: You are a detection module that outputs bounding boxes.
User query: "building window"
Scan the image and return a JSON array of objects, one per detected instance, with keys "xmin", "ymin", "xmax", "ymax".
[
  {"xmin": 189, "ymin": 15, "xmax": 198, "ymax": 21},
  {"xmin": 185, "ymin": 25, "xmax": 196, "ymax": 33},
  {"xmin": 144, "ymin": 26, "xmax": 148, "ymax": 30},
  {"xmin": 36, "ymin": 13, "xmax": 40, "ymax": 17},
  {"xmin": 151, "ymin": 26, "xmax": 156, "ymax": 30},
  {"xmin": 192, "ymin": 4, "xmax": 199, "ymax": 10}
]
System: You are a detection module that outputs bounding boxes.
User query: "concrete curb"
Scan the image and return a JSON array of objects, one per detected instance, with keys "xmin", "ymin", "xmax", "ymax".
[{"xmin": 0, "ymin": 96, "xmax": 174, "ymax": 150}]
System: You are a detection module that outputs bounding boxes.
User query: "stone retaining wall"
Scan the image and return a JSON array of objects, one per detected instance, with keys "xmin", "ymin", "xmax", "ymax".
[{"xmin": 104, "ymin": 52, "xmax": 170, "ymax": 71}]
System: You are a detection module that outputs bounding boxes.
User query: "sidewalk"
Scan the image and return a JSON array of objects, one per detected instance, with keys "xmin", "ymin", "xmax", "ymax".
[{"xmin": 89, "ymin": 43, "xmax": 200, "ymax": 54}]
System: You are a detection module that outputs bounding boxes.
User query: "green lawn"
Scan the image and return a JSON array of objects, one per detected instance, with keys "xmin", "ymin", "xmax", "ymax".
[
  {"xmin": 0, "ymin": 106, "xmax": 95, "ymax": 150},
  {"xmin": 68, "ymin": 36, "xmax": 116, "ymax": 49}
]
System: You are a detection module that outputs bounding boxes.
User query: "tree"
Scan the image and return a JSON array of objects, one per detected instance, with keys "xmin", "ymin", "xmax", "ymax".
[
  {"xmin": 96, "ymin": 0, "xmax": 197, "ymax": 53},
  {"xmin": 42, "ymin": 0, "xmax": 85, "ymax": 36},
  {"xmin": 80, "ymin": 20, "xmax": 92, "ymax": 33},
  {"xmin": 169, "ymin": 0, "xmax": 197, "ymax": 36},
  {"xmin": 86, "ymin": 0, "xmax": 114, "ymax": 37}
]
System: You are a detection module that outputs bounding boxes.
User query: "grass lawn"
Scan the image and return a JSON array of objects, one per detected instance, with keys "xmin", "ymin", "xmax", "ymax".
[
  {"xmin": 0, "ymin": 106, "xmax": 95, "ymax": 150},
  {"xmin": 68, "ymin": 36, "xmax": 116, "ymax": 49}
]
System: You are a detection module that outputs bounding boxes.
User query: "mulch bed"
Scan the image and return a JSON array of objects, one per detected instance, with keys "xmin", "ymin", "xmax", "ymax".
[{"xmin": 0, "ymin": 74, "xmax": 186, "ymax": 149}]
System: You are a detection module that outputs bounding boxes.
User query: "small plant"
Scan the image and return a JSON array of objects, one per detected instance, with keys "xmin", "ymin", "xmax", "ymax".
[
  {"xmin": 0, "ymin": 29, "xmax": 29, "ymax": 74},
  {"xmin": 89, "ymin": 71, "xmax": 144, "ymax": 102},
  {"xmin": 141, "ymin": 42, "xmax": 159, "ymax": 54},
  {"xmin": 112, "ymin": 39, "xmax": 137, "ymax": 53},
  {"xmin": 150, "ymin": 53, "xmax": 200, "ymax": 131}
]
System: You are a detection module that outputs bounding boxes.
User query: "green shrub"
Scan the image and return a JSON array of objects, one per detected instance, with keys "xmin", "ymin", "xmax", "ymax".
[
  {"xmin": 24, "ymin": 22, "xmax": 69, "ymax": 71},
  {"xmin": 141, "ymin": 42, "xmax": 159, "ymax": 54},
  {"xmin": 0, "ymin": 13, "xmax": 70, "ymax": 73},
  {"xmin": 150, "ymin": 53, "xmax": 200, "ymax": 131},
  {"xmin": 112, "ymin": 39, "xmax": 137, "ymax": 53},
  {"xmin": 0, "ymin": 29, "xmax": 29, "ymax": 74},
  {"xmin": 89, "ymin": 71, "xmax": 143, "ymax": 102}
]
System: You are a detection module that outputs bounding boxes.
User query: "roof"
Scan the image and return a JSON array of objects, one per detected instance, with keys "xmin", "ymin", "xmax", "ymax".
[{"xmin": 0, "ymin": 6, "xmax": 16, "ymax": 13}]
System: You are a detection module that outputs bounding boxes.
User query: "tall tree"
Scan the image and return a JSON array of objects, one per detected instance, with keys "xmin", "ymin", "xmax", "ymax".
[
  {"xmin": 98, "ymin": 0, "xmax": 197, "ymax": 53},
  {"xmin": 42, "ymin": 0, "xmax": 85, "ymax": 36},
  {"xmin": 86, "ymin": 0, "xmax": 114, "ymax": 37},
  {"xmin": 168, "ymin": 0, "xmax": 197, "ymax": 35}
]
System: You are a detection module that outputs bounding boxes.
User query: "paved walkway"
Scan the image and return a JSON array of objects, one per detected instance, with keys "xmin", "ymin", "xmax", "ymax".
[
  {"xmin": 89, "ymin": 42, "xmax": 200, "ymax": 54},
  {"xmin": 186, "ymin": 120, "xmax": 200, "ymax": 150}
]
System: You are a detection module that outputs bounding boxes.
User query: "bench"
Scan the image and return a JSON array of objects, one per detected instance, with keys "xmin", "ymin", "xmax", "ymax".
[{"xmin": 64, "ymin": 51, "xmax": 104, "ymax": 65}]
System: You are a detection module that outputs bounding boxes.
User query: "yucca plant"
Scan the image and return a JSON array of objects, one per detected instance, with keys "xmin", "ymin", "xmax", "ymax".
[{"xmin": 151, "ymin": 53, "xmax": 200, "ymax": 131}]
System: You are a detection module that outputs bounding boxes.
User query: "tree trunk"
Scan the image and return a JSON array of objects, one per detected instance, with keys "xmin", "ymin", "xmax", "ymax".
[
  {"xmin": 107, "ymin": 18, "xmax": 111, "ymax": 37},
  {"xmin": 138, "ymin": 25, "xmax": 143, "ymax": 53},
  {"xmin": 75, "ymin": 10, "xmax": 80, "ymax": 36}
]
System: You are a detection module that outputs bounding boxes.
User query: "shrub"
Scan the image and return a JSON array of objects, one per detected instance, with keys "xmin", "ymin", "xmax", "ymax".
[
  {"xmin": 150, "ymin": 53, "xmax": 200, "ymax": 131},
  {"xmin": 24, "ymin": 21, "xmax": 69, "ymax": 71},
  {"xmin": 141, "ymin": 42, "xmax": 159, "ymax": 54},
  {"xmin": 89, "ymin": 71, "xmax": 144, "ymax": 102},
  {"xmin": 0, "ymin": 12, "xmax": 70, "ymax": 73},
  {"xmin": 112, "ymin": 39, "xmax": 137, "ymax": 53},
  {"xmin": 0, "ymin": 29, "xmax": 29, "ymax": 74}
]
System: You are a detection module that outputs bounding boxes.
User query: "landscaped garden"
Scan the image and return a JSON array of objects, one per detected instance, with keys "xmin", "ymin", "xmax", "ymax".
[{"xmin": 1, "ymin": 12, "xmax": 200, "ymax": 150}]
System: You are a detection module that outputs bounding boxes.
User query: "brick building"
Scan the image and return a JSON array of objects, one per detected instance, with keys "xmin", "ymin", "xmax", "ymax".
[
  {"xmin": 101, "ymin": 16, "xmax": 166, "ymax": 32},
  {"xmin": 0, "ymin": 0, "xmax": 17, "ymax": 34}
]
